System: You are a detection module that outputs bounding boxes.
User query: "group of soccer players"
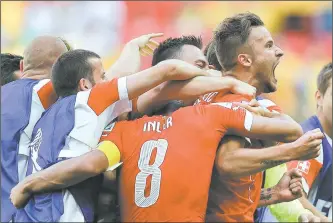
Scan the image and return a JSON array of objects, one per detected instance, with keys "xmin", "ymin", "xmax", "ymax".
[{"xmin": 1, "ymin": 12, "xmax": 332, "ymax": 222}]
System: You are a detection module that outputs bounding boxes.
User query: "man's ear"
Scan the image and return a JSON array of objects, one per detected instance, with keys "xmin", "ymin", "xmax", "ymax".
[
  {"xmin": 237, "ymin": 54, "xmax": 252, "ymax": 67},
  {"xmin": 20, "ymin": 60, "xmax": 23, "ymax": 72},
  {"xmin": 78, "ymin": 78, "xmax": 92, "ymax": 92},
  {"xmin": 315, "ymin": 90, "xmax": 323, "ymax": 108}
]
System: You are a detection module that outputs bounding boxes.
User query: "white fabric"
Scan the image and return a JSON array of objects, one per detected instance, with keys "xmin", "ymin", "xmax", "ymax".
[{"xmin": 58, "ymin": 77, "xmax": 131, "ymax": 222}]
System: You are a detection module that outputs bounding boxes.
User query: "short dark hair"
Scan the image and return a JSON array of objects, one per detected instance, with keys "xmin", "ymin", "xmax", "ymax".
[
  {"xmin": 204, "ymin": 41, "xmax": 222, "ymax": 71},
  {"xmin": 214, "ymin": 12, "xmax": 264, "ymax": 71},
  {"xmin": 152, "ymin": 35, "xmax": 203, "ymax": 66},
  {"xmin": 317, "ymin": 62, "xmax": 332, "ymax": 95},
  {"xmin": 1, "ymin": 53, "xmax": 23, "ymax": 85},
  {"xmin": 51, "ymin": 49, "xmax": 100, "ymax": 97}
]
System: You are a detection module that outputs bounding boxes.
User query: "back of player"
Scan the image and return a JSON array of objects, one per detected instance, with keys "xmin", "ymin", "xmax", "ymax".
[
  {"xmin": 1, "ymin": 79, "xmax": 56, "ymax": 222},
  {"xmin": 196, "ymin": 92, "xmax": 281, "ymax": 222},
  {"xmin": 101, "ymin": 103, "xmax": 252, "ymax": 222}
]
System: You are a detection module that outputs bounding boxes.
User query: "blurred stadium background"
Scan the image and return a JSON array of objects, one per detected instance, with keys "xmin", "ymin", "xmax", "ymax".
[{"xmin": 1, "ymin": 1, "xmax": 332, "ymax": 122}]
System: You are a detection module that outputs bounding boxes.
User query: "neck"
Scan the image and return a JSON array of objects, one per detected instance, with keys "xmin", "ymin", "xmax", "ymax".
[
  {"xmin": 317, "ymin": 112, "xmax": 332, "ymax": 139},
  {"xmin": 21, "ymin": 69, "xmax": 50, "ymax": 80},
  {"xmin": 224, "ymin": 70, "xmax": 262, "ymax": 96}
]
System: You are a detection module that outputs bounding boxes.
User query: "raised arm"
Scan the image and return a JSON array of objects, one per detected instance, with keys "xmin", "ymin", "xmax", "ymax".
[
  {"xmin": 137, "ymin": 75, "xmax": 256, "ymax": 114},
  {"xmin": 106, "ymin": 33, "xmax": 163, "ymax": 79},
  {"xmin": 216, "ymin": 130, "xmax": 322, "ymax": 178},
  {"xmin": 10, "ymin": 141, "xmax": 119, "ymax": 209},
  {"xmin": 126, "ymin": 59, "xmax": 211, "ymax": 100}
]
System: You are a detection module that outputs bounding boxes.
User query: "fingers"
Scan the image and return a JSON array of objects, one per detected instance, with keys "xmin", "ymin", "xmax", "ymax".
[
  {"xmin": 308, "ymin": 216, "xmax": 321, "ymax": 223},
  {"xmin": 148, "ymin": 39, "xmax": 160, "ymax": 48},
  {"xmin": 299, "ymin": 214, "xmax": 309, "ymax": 223},
  {"xmin": 306, "ymin": 129, "xmax": 324, "ymax": 140},
  {"xmin": 248, "ymin": 99, "xmax": 260, "ymax": 107},
  {"xmin": 286, "ymin": 168, "xmax": 303, "ymax": 178},
  {"xmin": 146, "ymin": 33, "xmax": 164, "ymax": 39}
]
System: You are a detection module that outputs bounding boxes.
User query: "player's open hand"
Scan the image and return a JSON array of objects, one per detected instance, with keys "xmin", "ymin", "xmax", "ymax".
[
  {"xmin": 10, "ymin": 182, "xmax": 31, "ymax": 209},
  {"xmin": 227, "ymin": 78, "xmax": 257, "ymax": 99},
  {"xmin": 234, "ymin": 100, "xmax": 270, "ymax": 117},
  {"xmin": 291, "ymin": 128, "xmax": 324, "ymax": 160},
  {"xmin": 298, "ymin": 213, "xmax": 321, "ymax": 222},
  {"xmin": 274, "ymin": 169, "xmax": 303, "ymax": 203},
  {"xmin": 129, "ymin": 33, "xmax": 163, "ymax": 56}
]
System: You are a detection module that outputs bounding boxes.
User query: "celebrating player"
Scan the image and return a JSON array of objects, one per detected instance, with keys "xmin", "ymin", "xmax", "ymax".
[
  {"xmin": 11, "ymin": 47, "xmax": 223, "ymax": 222},
  {"xmin": 194, "ymin": 12, "xmax": 321, "ymax": 222},
  {"xmin": 1, "ymin": 36, "xmax": 68, "ymax": 222},
  {"xmin": 11, "ymin": 97, "xmax": 304, "ymax": 222}
]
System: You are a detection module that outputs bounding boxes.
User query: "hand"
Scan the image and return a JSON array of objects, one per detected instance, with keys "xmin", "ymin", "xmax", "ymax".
[
  {"xmin": 274, "ymin": 169, "xmax": 303, "ymax": 203},
  {"xmin": 10, "ymin": 183, "xmax": 31, "ymax": 209},
  {"xmin": 229, "ymin": 79, "xmax": 257, "ymax": 100},
  {"xmin": 298, "ymin": 213, "xmax": 321, "ymax": 222},
  {"xmin": 128, "ymin": 33, "xmax": 163, "ymax": 56},
  {"xmin": 290, "ymin": 129, "xmax": 324, "ymax": 160},
  {"xmin": 234, "ymin": 99, "xmax": 270, "ymax": 117}
]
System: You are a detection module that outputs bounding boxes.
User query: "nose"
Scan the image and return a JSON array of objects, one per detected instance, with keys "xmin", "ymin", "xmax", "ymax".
[{"xmin": 276, "ymin": 46, "xmax": 284, "ymax": 58}]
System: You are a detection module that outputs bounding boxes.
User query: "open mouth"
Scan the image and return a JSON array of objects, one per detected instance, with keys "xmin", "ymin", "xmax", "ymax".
[{"xmin": 272, "ymin": 61, "xmax": 280, "ymax": 82}]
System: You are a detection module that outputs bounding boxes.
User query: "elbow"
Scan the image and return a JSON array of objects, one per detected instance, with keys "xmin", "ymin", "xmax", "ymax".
[
  {"xmin": 157, "ymin": 59, "xmax": 179, "ymax": 80},
  {"xmin": 215, "ymin": 156, "xmax": 237, "ymax": 179},
  {"xmin": 284, "ymin": 123, "xmax": 303, "ymax": 143}
]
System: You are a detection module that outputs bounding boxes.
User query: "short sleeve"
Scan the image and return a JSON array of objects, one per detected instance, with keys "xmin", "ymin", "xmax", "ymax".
[
  {"xmin": 202, "ymin": 102, "xmax": 253, "ymax": 133},
  {"xmin": 68, "ymin": 77, "xmax": 132, "ymax": 149}
]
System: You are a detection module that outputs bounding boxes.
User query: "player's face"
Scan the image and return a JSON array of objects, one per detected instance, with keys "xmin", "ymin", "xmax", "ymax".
[
  {"xmin": 179, "ymin": 45, "xmax": 209, "ymax": 70},
  {"xmin": 321, "ymin": 79, "xmax": 332, "ymax": 128},
  {"xmin": 247, "ymin": 26, "xmax": 284, "ymax": 93},
  {"xmin": 89, "ymin": 57, "xmax": 106, "ymax": 85}
]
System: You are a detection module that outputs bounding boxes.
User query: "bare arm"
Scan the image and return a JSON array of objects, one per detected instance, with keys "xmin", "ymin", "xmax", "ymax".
[
  {"xmin": 216, "ymin": 130, "xmax": 322, "ymax": 178},
  {"xmin": 137, "ymin": 75, "xmax": 256, "ymax": 114},
  {"xmin": 126, "ymin": 59, "xmax": 210, "ymax": 100},
  {"xmin": 10, "ymin": 141, "xmax": 120, "ymax": 209},
  {"xmin": 230, "ymin": 111, "xmax": 303, "ymax": 143},
  {"xmin": 299, "ymin": 196, "xmax": 331, "ymax": 222},
  {"xmin": 215, "ymin": 136, "xmax": 294, "ymax": 178},
  {"xmin": 106, "ymin": 33, "xmax": 162, "ymax": 79},
  {"xmin": 18, "ymin": 150, "xmax": 108, "ymax": 195}
]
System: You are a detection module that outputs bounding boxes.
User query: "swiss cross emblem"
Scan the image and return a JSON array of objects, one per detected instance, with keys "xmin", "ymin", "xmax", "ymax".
[{"xmin": 297, "ymin": 161, "xmax": 311, "ymax": 174}]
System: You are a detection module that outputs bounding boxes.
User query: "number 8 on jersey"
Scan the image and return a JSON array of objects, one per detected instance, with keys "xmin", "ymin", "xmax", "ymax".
[{"xmin": 135, "ymin": 139, "xmax": 168, "ymax": 208}]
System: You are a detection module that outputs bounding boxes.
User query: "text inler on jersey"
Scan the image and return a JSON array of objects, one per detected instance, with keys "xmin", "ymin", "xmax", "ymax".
[{"xmin": 143, "ymin": 117, "xmax": 173, "ymax": 133}]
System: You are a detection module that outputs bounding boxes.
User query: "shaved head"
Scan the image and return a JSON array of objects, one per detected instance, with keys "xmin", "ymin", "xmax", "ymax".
[{"xmin": 22, "ymin": 36, "xmax": 68, "ymax": 79}]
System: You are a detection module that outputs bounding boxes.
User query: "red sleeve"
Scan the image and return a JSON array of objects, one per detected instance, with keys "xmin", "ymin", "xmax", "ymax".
[
  {"xmin": 202, "ymin": 102, "xmax": 252, "ymax": 133},
  {"xmin": 287, "ymin": 159, "xmax": 322, "ymax": 192},
  {"xmin": 88, "ymin": 77, "xmax": 129, "ymax": 115}
]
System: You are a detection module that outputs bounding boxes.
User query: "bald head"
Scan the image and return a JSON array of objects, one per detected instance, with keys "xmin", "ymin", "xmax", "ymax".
[{"xmin": 22, "ymin": 36, "xmax": 68, "ymax": 79}]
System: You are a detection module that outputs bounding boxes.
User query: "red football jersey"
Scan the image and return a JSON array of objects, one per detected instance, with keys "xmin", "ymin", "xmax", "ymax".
[{"xmin": 100, "ymin": 103, "xmax": 253, "ymax": 222}]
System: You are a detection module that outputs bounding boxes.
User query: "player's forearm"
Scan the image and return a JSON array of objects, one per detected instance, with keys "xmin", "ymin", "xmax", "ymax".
[
  {"xmin": 299, "ymin": 196, "xmax": 331, "ymax": 222},
  {"xmin": 258, "ymin": 187, "xmax": 281, "ymax": 207},
  {"xmin": 136, "ymin": 76, "xmax": 235, "ymax": 114},
  {"xmin": 106, "ymin": 41, "xmax": 141, "ymax": 80},
  {"xmin": 126, "ymin": 59, "xmax": 209, "ymax": 100},
  {"xmin": 243, "ymin": 114, "xmax": 303, "ymax": 143},
  {"xmin": 218, "ymin": 143, "xmax": 295, "ymax": 178},
  {"xmin": 22, "ymin": 150, "xmax": 108, "ymax": 194}
]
